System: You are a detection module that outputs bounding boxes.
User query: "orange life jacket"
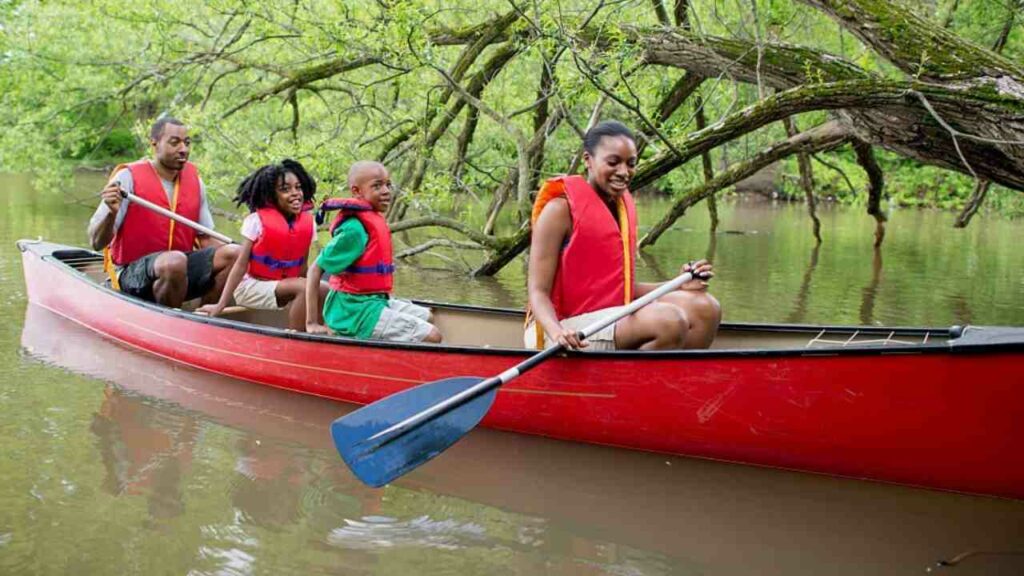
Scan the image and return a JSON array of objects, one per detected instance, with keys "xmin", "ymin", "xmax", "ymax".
[
  {"xmin": 545, "ymin": 175, "xmax": 637, "ymax": 318},
  {"xmin": 526, "ymin": 175, "xmax": 637, "ymax": 347},
  {"xmin": 247, "ymin": 207, "xmax": 314, "ymax": 280}
]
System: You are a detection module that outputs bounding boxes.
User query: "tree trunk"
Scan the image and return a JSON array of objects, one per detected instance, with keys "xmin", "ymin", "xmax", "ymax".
[
  {"xmin": 636, "ymin": 24, "xmax": 1024, "ymax": 190},
  {"xmin": 852, "ymin": 139, "xmax": 887, "ymax": 247},
  {"xmin": 695, "ymin": 99, "xmax": 719, "ymax": 233},
  {"xmin": 472, "ymin": 224, "xmax": 531, "ymax": 277}
]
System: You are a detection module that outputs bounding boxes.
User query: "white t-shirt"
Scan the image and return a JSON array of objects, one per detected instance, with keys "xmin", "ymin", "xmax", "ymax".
[{"xmin": 240, "ymin": 212, "xmax": 317, "ymax": 244}]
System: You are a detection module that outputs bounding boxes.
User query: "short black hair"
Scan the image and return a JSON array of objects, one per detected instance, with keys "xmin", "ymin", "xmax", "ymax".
[
  {"xmin": 233, "ymin": 159, "xmax": 317, "ymax": 214},
  {"xmin": 150, "ymin": 116, "xmax": 185, "ymax": 141},
  {"xmin": 583, "ymin": 120, "xmax": 635, "ymax": 155}
]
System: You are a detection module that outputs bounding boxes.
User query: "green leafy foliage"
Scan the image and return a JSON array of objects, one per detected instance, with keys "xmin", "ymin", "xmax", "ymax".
[{"xmin": 0, "ymin": 0, "xmax": 1020, "ymax": 227}]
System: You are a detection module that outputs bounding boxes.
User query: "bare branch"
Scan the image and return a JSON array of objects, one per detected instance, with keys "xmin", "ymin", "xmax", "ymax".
[
  {"xmin": 396, "ymin": 239, "xmax": 486, "ymax": 259},
  {"xmin": 953, "ymin": 180, "xmax": 992, "ymax": 228},
  {"xmin": 432, "ymin": 65, "xmax": 532, "ymax": 204},
  {"xmin": 221, "ymin": 55, "xmax": 383, "ymax": 118},
  {"xmin": 390, "ymin": 216, "xmax": 505, "ymax": 249},
  {"xmin": 640, "ymin": 121, "xmax": 851, "ymax": 248}
]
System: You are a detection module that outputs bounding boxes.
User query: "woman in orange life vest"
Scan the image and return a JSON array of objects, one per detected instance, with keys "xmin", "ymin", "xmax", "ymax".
[
  {"xmin": 198, "ymin": 160, "xmax": 329, "ymax": 331},
  {"xmin": 526, "ymin": 121, "xmax": 721, "ymax": 351}
]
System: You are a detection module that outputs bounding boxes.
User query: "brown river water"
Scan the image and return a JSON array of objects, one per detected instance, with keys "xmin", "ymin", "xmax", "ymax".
[{"xmin": 1, "ymin": 172, "xmax": 1023, "ymax": 574}]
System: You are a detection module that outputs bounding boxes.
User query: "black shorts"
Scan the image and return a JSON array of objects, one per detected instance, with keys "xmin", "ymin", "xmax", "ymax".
[{"xmin": 117, "ymin": 247, "xmax": 216, "ymax": 302}]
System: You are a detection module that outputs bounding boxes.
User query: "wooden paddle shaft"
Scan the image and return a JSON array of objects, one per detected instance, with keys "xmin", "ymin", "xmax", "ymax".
[
  {"xmin": 365, "ymin": 271, "xmax": 697, "ymax": 446},
  {"xmin": 118, "ymin": 189, "xmax": 235, "ymax": 244}
]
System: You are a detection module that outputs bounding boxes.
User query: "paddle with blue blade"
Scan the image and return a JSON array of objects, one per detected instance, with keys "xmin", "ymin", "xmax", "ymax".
[{"xmin": 332, "ymin": 268, "xmax": 702, "ymax": 487}]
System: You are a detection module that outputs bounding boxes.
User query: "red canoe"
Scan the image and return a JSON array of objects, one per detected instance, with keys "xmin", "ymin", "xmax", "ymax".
[{"xmin": 18, "ymin": 239, "xmax": 1024, "ymax": 499}]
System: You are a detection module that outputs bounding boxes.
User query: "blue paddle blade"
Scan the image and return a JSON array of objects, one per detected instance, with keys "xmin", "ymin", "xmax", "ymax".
[{"xmin": 331, "ymin": 376, "xmax": 496, "ymax": 487}]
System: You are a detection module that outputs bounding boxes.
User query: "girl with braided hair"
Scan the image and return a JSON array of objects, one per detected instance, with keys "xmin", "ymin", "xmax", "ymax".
[{"xmin": 198, "ymin": 160, "xmax": 328, "ymax": 331}]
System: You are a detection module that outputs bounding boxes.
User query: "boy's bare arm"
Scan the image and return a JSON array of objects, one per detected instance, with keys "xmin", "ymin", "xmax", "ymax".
[{"xmin": 306, "ymin": 263, "xmax": 330, "ymax": 334}]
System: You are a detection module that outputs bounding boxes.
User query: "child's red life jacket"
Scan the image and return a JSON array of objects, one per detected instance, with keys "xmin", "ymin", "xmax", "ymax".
[
  {"xmin": 247, "ymin": 207, "xmax": 314, "ymax": 280},
  {"xmin": 324, "ymin": 198, "xmax": 394, "ymax": 295},
  {"xmin": 110, "ymin": 160, "xmax": 201, "ymax": 265},
  {"xmin": 538, "ymin": 175, "xmax": 637, "ymax": 319}
]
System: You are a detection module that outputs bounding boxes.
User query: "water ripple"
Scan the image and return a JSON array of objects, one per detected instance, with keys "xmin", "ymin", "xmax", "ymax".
[{"xmin": 327, "ymin": 515, "xmax": 486, "ymax": 551}]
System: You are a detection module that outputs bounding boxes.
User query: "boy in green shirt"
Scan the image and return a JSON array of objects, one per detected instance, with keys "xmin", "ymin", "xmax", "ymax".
[{"xmin": 305, "ymin": 161, "xmax": 442, "ymax": 343}]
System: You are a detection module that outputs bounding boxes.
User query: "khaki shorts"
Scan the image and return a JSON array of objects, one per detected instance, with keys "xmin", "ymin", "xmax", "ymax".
[
  {"xmin": 370, "ymin": 299, "xmax": 435, "ymax": 342},
  {"xmin": 523, "ymin": 305, "xmax": 625, "ymax": 351},
  {"xmin": 233, "ymin": 276, "xmax": 281, "ymax": 310}
]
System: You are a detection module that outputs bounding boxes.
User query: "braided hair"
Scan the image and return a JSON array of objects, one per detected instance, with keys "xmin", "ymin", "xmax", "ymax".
[{"xmin": 233, "ymin": 159, "xmax": 317, "ymax": 213}]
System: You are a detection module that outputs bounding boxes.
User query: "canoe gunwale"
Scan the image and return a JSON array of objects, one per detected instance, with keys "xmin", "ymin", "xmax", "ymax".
[{"xmin": 19, "ymin": 239, "xmax": 1024, "ymax": 358}]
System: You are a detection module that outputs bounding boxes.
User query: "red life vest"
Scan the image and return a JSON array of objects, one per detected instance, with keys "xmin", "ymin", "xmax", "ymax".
[
  {"xmin": 110, "ymin": 160, "xmax": 201, "ymax": 266},
  {"xmin": 247, "ymin": 207, "xmax": 314, "ymax": 280},
  {"xmin": 539, "ymin": 175, "xmax": 638, "ymax": 319},
  {"xmin": 324, "ymin": 198, "xmax": 394, "ymax": 295}
]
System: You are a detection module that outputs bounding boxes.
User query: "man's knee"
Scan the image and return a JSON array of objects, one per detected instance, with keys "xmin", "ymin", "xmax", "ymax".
[
  {"xmin": 153, "ymin": 251, "xmax": 188, "ymax": 279},
  {"xmin": 214, "ymin": 243, "xmax": 241, "ymax": 270}
]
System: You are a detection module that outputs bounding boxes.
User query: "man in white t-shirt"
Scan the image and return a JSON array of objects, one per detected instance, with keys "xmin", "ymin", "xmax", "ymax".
[{"xmin": 87, "ymin": 117, "xmax": 239, "ymax": 307}]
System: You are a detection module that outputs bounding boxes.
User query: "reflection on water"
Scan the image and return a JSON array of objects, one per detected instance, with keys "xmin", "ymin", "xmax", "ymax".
[
  {"xmin": 785, "ymin": 244, "xmax": 820, "ymax": 323},
  {"xmin": 91, "ymin": 384, "xmax": 198, "ymax": 519},
  {"xmin": 858, "ymin": 248, "xmax": 883, "ymax": 325},
  {"xmin": 11, "ymin": 305, "xmax": 1024, "ymax": 575},
  {"xmin": 327, "ymin": 515, "xmax": 488, "ymax": 551}
]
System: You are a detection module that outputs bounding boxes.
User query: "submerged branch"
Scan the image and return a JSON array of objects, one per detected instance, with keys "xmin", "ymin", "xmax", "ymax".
[
  {"xmin": 953, "ymin": 180, "xmax": 991, "ymax": 229},
  {"xmin": 852, "ymin": 139, "xmax": 887, "ymax": 247}
]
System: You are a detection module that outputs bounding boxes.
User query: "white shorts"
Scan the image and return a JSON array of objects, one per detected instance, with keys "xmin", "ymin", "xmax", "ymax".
[
  {"xmin": 233, "ymin": 276, "xmax": 281, "ymax": 310},
  {"xmin": 523, "ymin": 305, "xmax": 625, "ymax": 351},
  {"xmin": 370, "ymin": 299, "xmax": 435, "ymax": 342}
]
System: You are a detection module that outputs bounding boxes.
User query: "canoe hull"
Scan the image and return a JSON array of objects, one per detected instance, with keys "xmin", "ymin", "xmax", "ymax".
[{"xmin": 19, "ymin": 240, "xmax": 1024, "ymax": 498}]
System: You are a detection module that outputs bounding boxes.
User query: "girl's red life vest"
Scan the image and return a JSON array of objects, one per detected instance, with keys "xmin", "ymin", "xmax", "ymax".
[
  {"xmin": 324, "ymin": 198, "xmax": 394, "ymax": 295},
  {"xmin": 110, "ymin": 160, "xmax": 202, "ymax": 266},
  {"xmin": 538, "ymin": 175, "xmax": 638, "ymax": 320},
  {"xmin": 247, "ymin": 207, "xmax": 314, "ymax": 280}
]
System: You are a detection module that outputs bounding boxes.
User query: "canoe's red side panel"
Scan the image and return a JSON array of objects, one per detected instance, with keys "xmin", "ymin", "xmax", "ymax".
[{"xmin": 22, "ymin": 247, "xmax": 1024, "ymax": 499}]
